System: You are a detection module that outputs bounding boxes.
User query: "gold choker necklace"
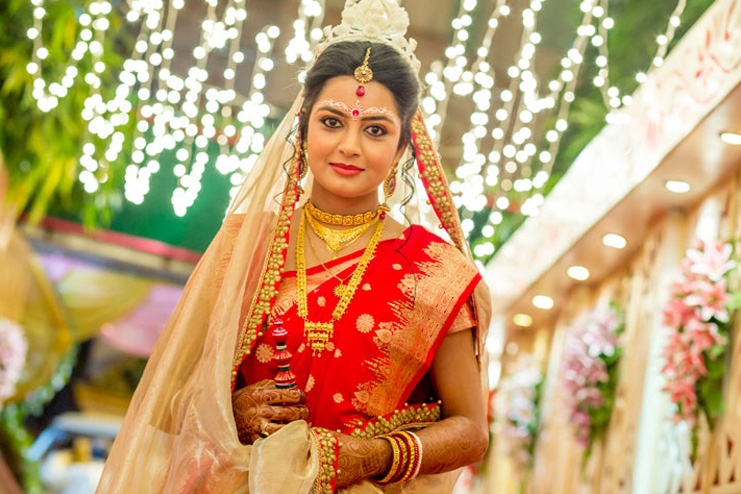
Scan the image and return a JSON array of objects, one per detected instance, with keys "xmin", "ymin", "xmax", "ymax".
[
  {"xmin": 305, "ymin": 207, "xmax": 377, "ymax": 257},
  {"xmin": 305, "ymin": 201, "xmax": 379, "ymax": 226}
]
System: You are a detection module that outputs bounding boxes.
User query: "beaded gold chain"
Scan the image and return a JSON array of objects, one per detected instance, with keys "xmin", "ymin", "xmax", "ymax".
[
  {"xmin": 305, "ymin": 201, "xmax": 379, "ymax": 226},
  {"xmin": 297, "ymin": 207, "xmax": 385, "ymax": 356},
  {"xmin": 306, "ymin": 233, "xmax": 354, "ymax": 299},
  {"xmin": 305, "ymin": 208, "xmax": 377, "ymax": 257}
]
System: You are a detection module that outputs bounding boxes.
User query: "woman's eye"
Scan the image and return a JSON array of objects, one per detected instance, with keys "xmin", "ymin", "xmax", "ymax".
[
  {"xmin": 321, "ymin": 117, "xmax": 342, "ymax": 128},
  {"xmin": 366, "ymin": 125, "xmax": 387, "ymax": 137}
]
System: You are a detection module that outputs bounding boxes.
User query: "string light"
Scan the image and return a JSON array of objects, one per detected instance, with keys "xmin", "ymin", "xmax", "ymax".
[
  {"xmin": 595, "ymin": 0, "xmax": 686, "ymax": 117},
  {"xmin": 461, "ymin": 0, "xmax": 649, "ymax": 262},
  {"xmin": 450, "ymin": 0, "xmax": 508, "ymax": 215},
  {"xmin": 27, "ymin": 0, "xmax": 695, "ymax": 236},
  {"xmin": 30, "ymin": 0, "xmax": 283, "ymax": 216},
  {"xmin": 420, "ymin": 0, "xmax": 481, "ymax": 143},
  {"xmin": 285, "ymin": 0, "xmax": 325, "ymax": 80},
  {"xmin": 27, "ymin": 0, "xmax": 112, "ymax": 115}
]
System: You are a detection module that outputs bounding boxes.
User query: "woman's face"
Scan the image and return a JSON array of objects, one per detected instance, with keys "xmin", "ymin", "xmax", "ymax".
[{"xmin": 305, "ymin": 75, "xmax": 406, "ymax": 203}]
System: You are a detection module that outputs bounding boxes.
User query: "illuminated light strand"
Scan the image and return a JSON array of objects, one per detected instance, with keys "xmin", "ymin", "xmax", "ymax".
[
  {"xmin": 450, "ymin": 0, "xmax": 508, "ymax": 223},
  {"xmin": 421, "ymin": 0, "xmax": 480, "ymax": 144},
  {"xmin": 170, "ymin": 0, "xmax": 239, "ymax": 217},
  {"xmin": 121, "ymin": 0, "xmax": 175, "ymax": 205},
  {"xmin": 528, "ymin": 1, "xmax": 599, "ymax": 179},
  {"xmin": 223, "ymin": 24, "xmax": 281, "ymax": 210},
  {"xmin": 505, "ymin": 0, "xmax": 598, "ymax": 209},
  {"xmin": 466, "ymin": 0, "xmax": 600, "ymax": 260},
  {"xmin": 285, "ymin": 0, "xmax": 326, "ymax": 81},
  {"xmin": 27, "ymin": 0, "xmax": 112, "ymax": 114},
  {"xmin": 486, "ymin": 0, "xmax": 547, "ymax": 200},
  {"xmin": 594, "ymin": 0, "xmax": 686, "ymax": 117}
]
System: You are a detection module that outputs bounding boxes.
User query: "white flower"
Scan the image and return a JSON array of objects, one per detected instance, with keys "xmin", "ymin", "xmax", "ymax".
[{"xmin": 0, "ymin": 318, "xmax": 28, "ymax": 405}]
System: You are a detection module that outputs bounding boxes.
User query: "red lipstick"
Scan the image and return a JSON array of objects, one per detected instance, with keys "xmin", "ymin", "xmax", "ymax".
[{"xmin": 329, "ymin": 162, "xmax": 363, "ymax": 177}]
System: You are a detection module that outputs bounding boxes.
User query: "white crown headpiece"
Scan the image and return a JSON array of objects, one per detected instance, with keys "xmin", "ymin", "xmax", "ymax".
[{"xmin": 314, "ymin": 0, "xmax": 421, "ymax": 76}]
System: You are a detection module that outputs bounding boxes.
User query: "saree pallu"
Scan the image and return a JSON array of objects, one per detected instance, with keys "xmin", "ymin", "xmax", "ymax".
[{"xmin": 236, "ymin": 224, "xmax": 482, "ymax": 434}]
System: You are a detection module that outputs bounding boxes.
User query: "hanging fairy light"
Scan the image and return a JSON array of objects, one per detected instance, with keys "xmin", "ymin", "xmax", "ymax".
[
  {"xmin": 594, "ymin": 0, "xmax": 687, "ymax": 119},
  {"xmin": 285, "ymin": 0, "xmax": 326, "ymax": 83},
  {"xmin": 420, "ymin": 0, "xmax": 481, "ymax": 143},
  {"xmin": 221, "ymin": 25, "xmax": 281, "ymax": 209},
  {"xmin": 449, "ymin": 0, "xmax": 508, "ymax": 219},
  {"xmin": 484, "ymin": 0, "xmax": 551, "ymax": 207},
  {"xmin": 451, "ymin": 0, "xmax": 603, "ymax": 262},
  {"xmin": 27, "ymin": 0, "xmax": 696, "ymax": 231},
  {"xmin": 26, "ymin": 0, "xmax": 113, "ymax": 114}
]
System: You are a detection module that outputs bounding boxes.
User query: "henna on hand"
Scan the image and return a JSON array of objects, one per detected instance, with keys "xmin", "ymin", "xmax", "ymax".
[
  {"xmin": 335, "ymin": 435, "xmax": 391, "ymax": 489},
  {"xmin": 414, "ymin": 416, "xmax": 489, "ymax": 475},
  {"xmin": 232, "ymin": 379, "xmax": 309, "ymax": 444}
]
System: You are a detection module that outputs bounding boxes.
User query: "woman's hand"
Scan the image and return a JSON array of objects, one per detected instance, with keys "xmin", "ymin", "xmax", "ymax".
[
  {"xmin": 232, "ymin": 379, "xmax": 310, "ymax": 445},
  {"xmin": 335, "ymin": 434, "xmax": 392, "ymax": 489}
]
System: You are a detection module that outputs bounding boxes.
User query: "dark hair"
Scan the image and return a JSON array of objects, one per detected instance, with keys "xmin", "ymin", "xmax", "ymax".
[{"xmin": 298, "ymin": 41, "xmax": 420, "ymax": 148}]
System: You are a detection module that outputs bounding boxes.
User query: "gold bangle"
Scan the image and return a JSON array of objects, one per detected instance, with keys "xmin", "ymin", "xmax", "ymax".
[{"xmin": 375, "ymin": 435, "xmax": 401, "ymax": 484}]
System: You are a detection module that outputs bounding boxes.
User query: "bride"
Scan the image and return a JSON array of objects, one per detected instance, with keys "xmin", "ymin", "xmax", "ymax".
[{"xmin": 96, "ymin": 1, "xmax": 492, "ymax": 492}]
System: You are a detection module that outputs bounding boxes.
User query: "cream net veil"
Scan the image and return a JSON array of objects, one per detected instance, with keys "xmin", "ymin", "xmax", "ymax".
[{"xmin": 95, "ymin": 2, "xmax": 491, "ymax": 493}]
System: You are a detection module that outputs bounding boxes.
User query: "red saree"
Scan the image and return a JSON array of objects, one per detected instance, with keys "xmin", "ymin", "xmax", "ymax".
[{"xmin": 235, "ymin": 224, "xmax": 481, "ymax": 433}]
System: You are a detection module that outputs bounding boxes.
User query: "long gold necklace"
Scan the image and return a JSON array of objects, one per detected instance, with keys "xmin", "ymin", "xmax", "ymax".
[
  {"xmin": 297, "ymin": 208, "xmax": 385, "ymax": 356},
  {"xmin": 305, "ymin": 201, "xmax": 379, "ymax": 226},
  {"xmin": 305, "ymin": 207, "xmax": 377, "ymax": 257},
  {"xmin": 306, "ymin": 232, "xmax": 354, "ymax": 299}
]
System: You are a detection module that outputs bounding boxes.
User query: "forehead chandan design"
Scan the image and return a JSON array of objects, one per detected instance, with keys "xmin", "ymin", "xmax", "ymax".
[{"xmin": 317, "ymin": 99, "xmax": 400, "ymax": 128}]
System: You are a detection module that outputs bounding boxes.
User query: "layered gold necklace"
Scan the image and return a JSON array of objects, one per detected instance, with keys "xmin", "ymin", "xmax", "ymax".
[
  {"xmin": 306, "ymin": 233, "xmax": 354, "ymax": 299},
  {"xmin": 305, "ymin": 209, "xmax": 377, "ymax": 257},
  {"xmin": 297, "ymin": 207, "xmax": 385, "ymax": 356}
]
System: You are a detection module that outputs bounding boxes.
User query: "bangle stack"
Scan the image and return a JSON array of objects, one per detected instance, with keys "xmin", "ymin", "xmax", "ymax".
[{"xmin": 375, "ymin": 431, "xmax": 423, "ymax": 484}]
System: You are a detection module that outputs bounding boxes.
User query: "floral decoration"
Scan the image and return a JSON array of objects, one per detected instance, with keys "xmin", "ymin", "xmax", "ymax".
[
  {"xmin": 494, "ymin": 355, "xmax": 543, "ymax": 472},
  {"xmin": 561, "ymin": 305, "xmax": 624, "ymax": 458},
  {"xmin": 0, "ymin": 318, "xmax": 27, "ymax": 406},
  {"xmin": 661, "ymin": 240, "xmax": 737, "ymax": 429}
]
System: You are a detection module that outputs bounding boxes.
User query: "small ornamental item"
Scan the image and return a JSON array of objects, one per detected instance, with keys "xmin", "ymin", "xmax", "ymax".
[
  {"xmin": 354, "ymin": 47, "xmax": 373, "ymax": 95},
  {"xmin": 271, "ymin": 318, "xmax": 297, "ymax": 389}
]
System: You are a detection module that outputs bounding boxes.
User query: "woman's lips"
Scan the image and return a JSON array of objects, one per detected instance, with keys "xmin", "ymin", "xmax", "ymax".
[{"xmin": 329, "ymin": 162, "xmax": 363, "ymax": 177}]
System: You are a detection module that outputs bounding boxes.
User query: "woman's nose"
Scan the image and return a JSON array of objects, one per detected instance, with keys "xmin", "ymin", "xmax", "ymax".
[{"xmin": 337, "ymin": 128, "xmax": 361, "ymax": 157}]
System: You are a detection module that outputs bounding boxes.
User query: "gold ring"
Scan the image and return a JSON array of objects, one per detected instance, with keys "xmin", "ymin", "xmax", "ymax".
[{"xmin": 260, "ymin": 423, "xmax": 270, "ymax": 437}]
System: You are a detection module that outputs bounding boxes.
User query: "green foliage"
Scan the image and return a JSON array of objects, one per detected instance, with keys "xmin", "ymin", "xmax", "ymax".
[
  {"xmin": 0, "ymin": 0, "xmax": 129, "ymax": 225},
  {"xmin": 526, "ymin": 377, "xmax": 543, "ymax": 467},
  {"xmin": 696, "ymin": 316, "xmax": 729, "ymax": 430},
  {"xmin": 0, "ymin": 405, "xmax": 43, "ymax": 494}
]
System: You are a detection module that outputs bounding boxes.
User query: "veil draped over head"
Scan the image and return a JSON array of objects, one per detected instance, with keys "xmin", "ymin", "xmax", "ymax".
[{"xmin": 96, "ymin": 1, "xmax": 491, "ymax": 493}]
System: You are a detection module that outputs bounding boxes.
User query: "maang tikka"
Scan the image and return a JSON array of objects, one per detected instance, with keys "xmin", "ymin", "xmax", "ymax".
[{"xmin": 355, "ymin": 48, "xmax": 373, "ymax": 96}]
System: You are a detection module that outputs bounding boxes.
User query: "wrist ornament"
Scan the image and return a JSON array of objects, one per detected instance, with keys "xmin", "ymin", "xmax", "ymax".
[{"xmin": 373, "ymin": 431, "xmax": 423, "ymax": 484}]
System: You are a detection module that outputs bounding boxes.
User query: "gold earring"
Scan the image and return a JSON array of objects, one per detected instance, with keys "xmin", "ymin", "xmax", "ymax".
[
  {"xmin": 384, "ymin": 160, "xmax": 399, "ymax": 198},
  {"xmin": 380, "ymin": 160, "xmax": 399, "ymax": 218},
  {"xmin": 298, "ymin": 140, "xmax": 309, "ymax": 195}
]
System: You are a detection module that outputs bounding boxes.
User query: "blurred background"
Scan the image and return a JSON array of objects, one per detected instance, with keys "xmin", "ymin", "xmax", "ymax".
[{"xmin": 1, "ymin": 0, "xmax": 740, "ymax": 493}]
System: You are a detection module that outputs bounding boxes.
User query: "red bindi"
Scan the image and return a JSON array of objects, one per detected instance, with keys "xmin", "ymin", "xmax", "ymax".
[
  {"xmin": 352, "ymin": 109, "xmax": 360, "ymax": 118},
  {"xmin": 356, "ymin": 85, "xmax": 365, "ymax": 97}
]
